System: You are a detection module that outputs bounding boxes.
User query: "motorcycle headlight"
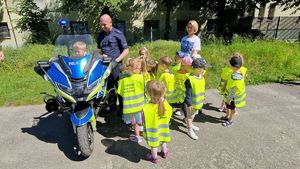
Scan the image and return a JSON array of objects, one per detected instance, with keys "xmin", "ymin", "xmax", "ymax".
[{"xmin": 57, "ymin": 83, "xmax": 73, "ymax": 94}]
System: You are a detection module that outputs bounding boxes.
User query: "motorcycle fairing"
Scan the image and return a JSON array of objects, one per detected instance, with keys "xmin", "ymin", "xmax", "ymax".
[
  {"xmin": 86, "ymin": 60, "xmax": 109, "ymax": 101},
  {"xmin": 63, "ymin": 55, "xmax": 89, "ymax": 79},
  {"xmin": 47, "ymin": 62, "xmax": 71, "ymax": 89},
  {"xmin": 97, "ymin": 81, "xmax": 107, "ymax": 98},
  {"xmin": 87, "ymin": 59, "xmax": 106, "ymax": 87}
]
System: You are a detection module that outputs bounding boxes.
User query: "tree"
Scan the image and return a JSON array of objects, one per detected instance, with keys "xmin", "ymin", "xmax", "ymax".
[
  {"xmin": 16, "ymin": 0, "xmax": 49, "ymax": 44},
  {"xmin": 60, "ymin": 0, "xmax": 128, "ymax": 33},
  {"xmin": 161, "ymin": 0, "xmax": 183, "ymax": 40}
]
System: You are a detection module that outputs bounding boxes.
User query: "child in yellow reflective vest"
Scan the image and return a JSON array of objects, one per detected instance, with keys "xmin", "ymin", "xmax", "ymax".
[
  {"xmin": 184, "ymin": 57, "xmax": 209, "ymax": 140},
  {"xmin": 144, "ymin": 57, "xmax": 157, "ymax": 83},
  {"xmin": 157, "ymin": 56, "xmax": 176, "ymax": 104},
  {"xmin": 217, "ymin": 54, "xmax": 247, "ymax": 112},
  {"xmin": 173, "ymin": 56, "xmax": 192, "ymax": 116},
  {"xmin": 169, "ymin": 51, "xmax": 183, "ymax": 74},
  {"xmin": 220, "ymin": 53, "xmax": 247, "ymax": 127},
  {"xmin": 143, "ymin": 80, "xmax": 172, "ymax": 164},
  {"xmin": 118, "ymin": 58, "xmax": 145, "ymax": 143}
]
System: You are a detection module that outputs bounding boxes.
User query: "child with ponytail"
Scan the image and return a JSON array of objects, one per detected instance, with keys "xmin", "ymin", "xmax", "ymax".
[{"xmin": 143, "ymin": 80, "xmax": 172, "ymax": 164}]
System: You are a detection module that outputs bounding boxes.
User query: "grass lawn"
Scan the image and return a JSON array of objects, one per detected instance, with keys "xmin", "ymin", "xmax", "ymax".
[{"xmin": 0, "ymin": 39, "xmax": 299, "ymax": 106}]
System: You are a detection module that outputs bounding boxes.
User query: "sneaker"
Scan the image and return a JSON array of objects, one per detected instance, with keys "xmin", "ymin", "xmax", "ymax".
[
  {"xmin": 222, "ymin": 120, "xmax": 233, "ymax": 127},
  {"xmin": 174, "ymin": 110, "xmax": 182, "ymax": 116},
  {"xmin": 191, "ymin": 125, "xmax": 199, "ymax": 131},
  {"xmin": 188, "ymin": 128, "xmax": 198, "ymax": 140},
  {"xmin": 220, "ymin": 116, "xmax": 229, "ymax": 121}
]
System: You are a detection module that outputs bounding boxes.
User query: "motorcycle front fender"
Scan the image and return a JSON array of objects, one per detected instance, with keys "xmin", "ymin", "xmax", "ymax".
[{"xmin": 71, "ymin": 103, "xmax": 94, "ymax": 127}]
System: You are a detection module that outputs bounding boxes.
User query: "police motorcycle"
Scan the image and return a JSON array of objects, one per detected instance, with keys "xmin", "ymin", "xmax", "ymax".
[{"xmin": 35, "ymin": 19, "xmax": 117, "ymax": 157}]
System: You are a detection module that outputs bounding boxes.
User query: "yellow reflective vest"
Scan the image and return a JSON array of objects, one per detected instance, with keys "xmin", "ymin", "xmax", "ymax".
[
  {"xmin": 158, "ymin": 72, "xmax": 176, "ymax": 104},
  {"xmin": 188, "ymin": 74, "xmax": 206, "ymax": 110},
  {"xmin": 144, "ymin": 72, "xmax": 156, "ymax": 83},
  {"xmin": 143, "ymin": 100, "xmax": 172, "ymax": 147},
  {"xmin": 223, "ymin": 73, "xmax": 246, "ymax": 108},
  {"xmin": 174, "ymin": 71, "xmax": 190, "ymax": 103},
  {"xmin": 170, "ymin": 63, "xmax": 181, "ymax": 74},
  {"xmin": 118, "ymin": 74, "xmax": 145, "ymax": 114},
  {"xmin": 218, "ymin": 66, "xmax": 247, "ymax": 95}
]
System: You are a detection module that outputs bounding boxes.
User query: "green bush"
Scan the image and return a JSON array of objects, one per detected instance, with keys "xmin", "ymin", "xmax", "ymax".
[{"xmin": 0, "ymin": 40, "xmax": 299, "ymax": 106}]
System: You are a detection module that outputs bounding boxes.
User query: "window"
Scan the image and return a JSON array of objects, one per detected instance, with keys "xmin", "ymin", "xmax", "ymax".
[
  {"xmin": 70, "ymin": 21, "xmax": 89, "ymax": 34},
  {"xmin": 258, "ymin": 3, "xmax": 266, "ymax": 18},
  {"xmin": 115, "ymin": 21, "xmax": 126, "ymax": 35},
  {"xmin": 144, "ymin": 20, "xmax": 160, "ymax": 41},
  {"xmin": 0, "ymin": 22, "xmax": 11, "ymax": 39},
  {"xmin": 268, "ymin": 3, "xmax": 276, "ymax": 19}
]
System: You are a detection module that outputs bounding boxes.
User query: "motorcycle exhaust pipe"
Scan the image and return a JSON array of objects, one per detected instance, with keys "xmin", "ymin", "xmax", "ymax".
[{"xmin": 45, "ymin": 99, "xmax": 59, "ymax": 112}]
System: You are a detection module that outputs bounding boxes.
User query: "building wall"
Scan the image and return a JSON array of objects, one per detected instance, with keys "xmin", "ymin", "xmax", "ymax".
[
  {"xmin": 0, "ymin": 0, "xmax": 29, "ymax": 47},
  {"xmin": 118, "ymin": 0, "xmax": 207, "ymax": 44},
  {"xmin": 254, "ymin": 2, "xmax": 300, "ymax": 18}
]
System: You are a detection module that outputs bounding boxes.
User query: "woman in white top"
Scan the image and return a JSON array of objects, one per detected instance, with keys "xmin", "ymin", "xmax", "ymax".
[{"xmin": 180, "ymin": 20, "xmax": 201, "ymax": 59}]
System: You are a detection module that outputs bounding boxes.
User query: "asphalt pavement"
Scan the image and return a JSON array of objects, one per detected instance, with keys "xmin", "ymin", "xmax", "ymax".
[{"xmin": 0, "ymin": 83, "xmax": 299, "ymax": 169}]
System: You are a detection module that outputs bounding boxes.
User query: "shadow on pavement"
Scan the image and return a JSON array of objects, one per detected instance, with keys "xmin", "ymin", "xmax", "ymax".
[
  {"xmin": 96, "ymin": 110, "xmax": 133, "ymax": 139},
  {"xmin": 21, "ymin": 112, "xmax": 86, "ymax": 161},
  {"xmin": 194, "ymin": 112, "xmax": 222, "ymax": 124},
  {"xmin": 170, "ymin": 115, "xmax": 188, "ymax": 135},
  {"xmin": 101, "ymin": 138, "xmax": 149, "ymax": 163},
  {"xmin": 202, "ymin": 103, "xmax": 221, "ymax": 112}
]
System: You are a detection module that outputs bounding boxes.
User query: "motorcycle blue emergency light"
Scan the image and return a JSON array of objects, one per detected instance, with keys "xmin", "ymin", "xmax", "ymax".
[{"xmin": 58, "ymin": 19, "xmax": 69, "ymax": 26}]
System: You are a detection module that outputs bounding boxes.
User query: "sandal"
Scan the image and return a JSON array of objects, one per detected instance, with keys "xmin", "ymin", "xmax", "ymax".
[
  {"xmin": 222, "ymin": 120, "xmax": 233, "ymax": 127},
  {"xmin": 129, "ymin": 135, "xmax": 142, "ymax": 143},
  {"xmin": 160, "ymin": 150, "xmax": 169, "ymax": 159},
  {"xmin": 146, "ymin": 153, "xmax": 159, "ymax": 164}
]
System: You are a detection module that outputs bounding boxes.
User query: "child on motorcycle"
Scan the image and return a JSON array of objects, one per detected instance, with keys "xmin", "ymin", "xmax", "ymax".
[{"xmin": 72, "ymin": 41, "xmax": 87, "ymax": 57}]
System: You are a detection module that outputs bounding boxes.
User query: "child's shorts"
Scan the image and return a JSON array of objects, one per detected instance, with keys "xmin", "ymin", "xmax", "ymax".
[
  {"xmin": 225, "ymin": 101, "xmax": 235, "ymax": 110},
  {"xmin": 122, "ymin": 111, "xmax": 143, "ymax": 125},
  {"xmin": 184, "ymin": 104, "xmax": 198, "ymax": 118}
]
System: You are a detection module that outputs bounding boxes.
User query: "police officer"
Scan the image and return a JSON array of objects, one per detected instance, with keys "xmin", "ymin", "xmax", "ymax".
[{"xmin": 97, "ymin": 14, "xmax": 129, "ymax": 90}]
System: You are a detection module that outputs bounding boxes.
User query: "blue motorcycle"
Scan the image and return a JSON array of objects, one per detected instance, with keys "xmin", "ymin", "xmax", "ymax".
[{"xmin": 35, "ymin": 30, "xmax": 115, "ymax": 157}]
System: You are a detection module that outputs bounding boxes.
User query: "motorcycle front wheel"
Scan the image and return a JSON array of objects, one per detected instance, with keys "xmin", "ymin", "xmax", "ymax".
[{"xmin": 76, "ymin": 123, "xmax": 94, "ymax": 157}]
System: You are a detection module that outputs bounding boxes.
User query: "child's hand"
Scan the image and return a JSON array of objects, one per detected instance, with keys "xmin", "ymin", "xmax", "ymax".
[
  {"xmin": 187, "ymin": 106, "xmax": 193, "ymax": 112},
  {"xmin": 227, "ymin": 100, "xmax": 232, "ymax": 105}
]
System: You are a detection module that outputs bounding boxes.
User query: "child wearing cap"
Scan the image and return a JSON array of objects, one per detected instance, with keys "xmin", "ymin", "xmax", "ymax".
[
  {"xmin": 220, "ymin": 53, "xmax": 247, "ymax": 127},
  {"xmin": 184, "ymin": 58, "xmax": 209, "ymax": 140},
  {"xmin": 217, "ymin": 54, "xmax": 247, "ymax": 112}
]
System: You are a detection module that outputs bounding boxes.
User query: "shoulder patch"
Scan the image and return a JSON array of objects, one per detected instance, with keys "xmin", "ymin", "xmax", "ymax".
[{"xmin": 115, "ymin": 29, "xmax": 122, "ymax": 34}]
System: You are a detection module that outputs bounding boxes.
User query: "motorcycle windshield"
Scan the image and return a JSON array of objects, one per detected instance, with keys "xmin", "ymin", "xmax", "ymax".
[
  {"xmin": 55, "ymin": 34, "xmax": 97, "ymax": 59},
  {"xmin": 54, "ymin": 34, "xmax": 97, "ymax": 79}
]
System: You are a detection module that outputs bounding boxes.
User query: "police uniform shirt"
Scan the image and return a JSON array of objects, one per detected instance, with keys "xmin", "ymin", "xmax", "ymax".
[{"xmin": 97, "ymin": 27, "xmax": 128, "ymax": 60}]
